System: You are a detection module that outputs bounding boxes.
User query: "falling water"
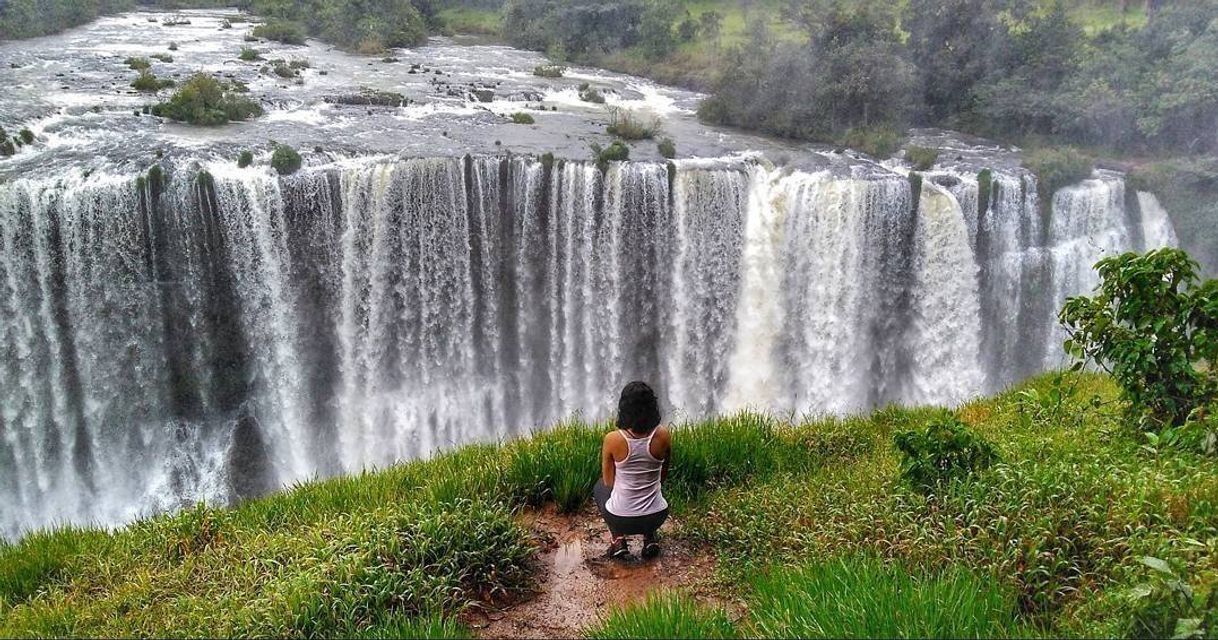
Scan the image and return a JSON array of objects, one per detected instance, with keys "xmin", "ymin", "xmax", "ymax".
[{"xmin": 0, "ymin": 156, "xmax": 1175, "ymax": 538}]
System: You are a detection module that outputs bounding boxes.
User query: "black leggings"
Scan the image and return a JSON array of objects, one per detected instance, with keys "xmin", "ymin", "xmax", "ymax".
[{"xmin": 594, "ymin": 480, "xmax": 669, "ymax": 537}]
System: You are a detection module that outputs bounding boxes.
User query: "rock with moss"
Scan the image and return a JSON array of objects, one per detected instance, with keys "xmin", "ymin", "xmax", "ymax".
[
  {"xmin": 18, "ymin": 128, "xmax": 34, "ymax": 145},
  {"xmin": 591, "ymin": 140, "xmax": 630, "ymax": 171},
  {"xmin": 578, "ymin": 83, "xmax": 605, "ymax": 104},
  {"xmin": 150, "ymin": 53, "xmax": 173, "ymax": 63},
  {"xmin": 237, "ymin": 150, "xmax": 253, "ymax": 168},
  {"xmin": 510, "ymin": 112, "xmax": 535, "ymax": 125},
  {"xmin": 532, "ymin": 64, "xmax": 565, "ymax": 78},
  {"xmin": 270, "ymin": 144, "xmax": 302, "ymax": 176},
  {"xmin": 1023, "ymin": 147, "xmax": 1093, "ymax": 204},
  {"xmin": 151, "ymin": 73, "xmax": 263, "ymax": 126}
]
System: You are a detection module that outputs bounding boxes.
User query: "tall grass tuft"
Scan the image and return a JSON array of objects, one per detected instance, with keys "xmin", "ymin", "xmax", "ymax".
[
  {"xmin": 585, "ymin": 592, "xmax": 737, "ymax": 639},
  {"xmin": 504, "ymin": 420, "xmax": 602, "ymax": 512},
  {"xmin": 746, "ymin": 556, "xmax": 1024, "ymax": 638},
  {"xmin": 0, "ymin": 527, "xmax": 111, "ymax": 605}
]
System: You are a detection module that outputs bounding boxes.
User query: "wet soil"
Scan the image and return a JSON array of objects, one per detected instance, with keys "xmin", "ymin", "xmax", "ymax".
[{"xmin": 465, "ymin": 503, "xmax": 722, "ymax": 638}]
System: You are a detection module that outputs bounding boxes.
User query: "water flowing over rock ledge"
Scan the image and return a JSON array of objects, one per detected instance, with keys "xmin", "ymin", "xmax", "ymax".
[{"xmin": 0, "ymin": 153, "xmax": 1176, "ymax": 539}]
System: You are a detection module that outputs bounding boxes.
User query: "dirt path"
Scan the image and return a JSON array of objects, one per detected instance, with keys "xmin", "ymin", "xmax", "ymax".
[{"xmin": 464, "ymin": 503, "xmax": 721, "ymax": 638}]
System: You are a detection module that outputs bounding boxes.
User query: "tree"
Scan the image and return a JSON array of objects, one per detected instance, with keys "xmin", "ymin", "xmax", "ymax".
[
  {"xmin": 1061, "ymin": 248, "xmax": 1218, "ymax": 429},
  {"xmin": 638, "ymin": 0, "xmax": 678, "ymax": 57},
  {"xmin": 903, "ymin": 0, "xmax": 1013, "ymax": 124},
  {"xmin": 699, "ymin": 10, "xmax": 723, "ymax": 47}
]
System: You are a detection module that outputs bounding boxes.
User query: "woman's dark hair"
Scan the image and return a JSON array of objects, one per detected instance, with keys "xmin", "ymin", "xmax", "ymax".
[{"xmin": 617, "ymin": 381, "xmax": 661, "ymax": 434}]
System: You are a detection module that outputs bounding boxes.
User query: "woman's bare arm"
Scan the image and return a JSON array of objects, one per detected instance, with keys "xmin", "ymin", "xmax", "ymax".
[
  {"xmin": 657, "ymin": 427, "xmax": 671, "ymax": 482},
  {"xmin": 601, "ymin": 432, "xmax": 617, "ymax": 487}
]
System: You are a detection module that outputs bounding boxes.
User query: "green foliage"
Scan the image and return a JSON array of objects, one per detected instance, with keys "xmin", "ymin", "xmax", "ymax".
[
  {"xmin": 124, "ymin": 56, "xmax": 151, "ymax": 70},
  {"xmin": 1024, "ymin": 146, "xmax": 1093, "ymax": 202},
  {"xmin": 152, "ymin": 74, "xmax": 263, "ymax": 125},
  {"xmin": 509, "ymin": 112, "xmax": 535, "ymax": 125},
  {"xmin": 239, "ymin": 46, "xmax": 261, "ymax": 61},
  {"xmin": 590, "ymin": 140, "xmax": 630, "ymax": 170},
  {"xmin": 905, "ymin": 145, "xmax": 939, "ymax": 171},
  {"xmin": 532, "ymin": 64, "xmax": 565, "ymax": 78},
  {"xmin": 1127, "ymin": 556, "xmax": 1218, "ymax": 640},
  {"xmin": 1129, "ymin": 158, "xmax": 1218, "ymax": 276},
  {"xmin": 503, "ymin": 0, "xmax": 645, "ymax": 58},
  {"xmin": 0, "ymin": 527, "xmax": 111, "ymax": 605},
  {"xmin": 657, "ymin": 137, "xmax": 675, "ymax": 159},
  {"xmin": 150, "ymin": 53, "xmax": 173, "ymax": 63},
  {"xmin": 585, "ymin": 593, "xmax": 737, "ymax": 639},
  {"xmin": 270, "ymin": 144, "xmax": 302, "ymax": 176},
  {"xmin": 606, "ymin": 106, "xmax": 659, "ymax": 140},
  {"xmin": 17, "ymin": 128, "xmax": 33, "ymax": 145},
  {"xmin": 841, "ymin": 126, "xmax": 903, "ymax": 158},
  {"xmin": 577, "ymin": 83, "xmax": 605, "ymax": 104},
  {"xmin": 347, "ymin": 614, "xmax": 473, "ymax": 639},
  {"xmin": 272, "ymin": 61, "xmax": 297, "ymax": 78},
  {"xmin": 894, "ymin": 414, "xmax": 997, "ymax": 492},
  {"xmin": 747, "ymin": 556, "xmax": 1023, "ymax": 638},
  {"xmin": 131, "ymin": 70, "xmax": 175, "ymax": 92},
  {"xmin": 1061, "ymin": 248, "xmax": 1218, "ymax": 429},
  {"xmin": 237, "ymin": 150, "xmax": 253, "ymax": 168},
  {"xmin": 252, "ymin": 19, "xmax": 306, "ymax": 45}
]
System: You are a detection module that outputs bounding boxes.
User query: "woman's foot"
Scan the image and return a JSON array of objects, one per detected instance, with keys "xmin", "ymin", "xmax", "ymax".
[
  {"xmin": 606, "ymin": 536, "xmax": 630, "ymax": 559},
  {"xmin": 642, "ymin": 533, "xmax": 661, "ymax": 559}
]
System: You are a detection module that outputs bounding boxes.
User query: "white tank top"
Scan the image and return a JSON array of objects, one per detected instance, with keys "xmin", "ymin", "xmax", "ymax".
[{"xmin": 606, "ymin": 429, "xmax": 668, "ymax": 517}]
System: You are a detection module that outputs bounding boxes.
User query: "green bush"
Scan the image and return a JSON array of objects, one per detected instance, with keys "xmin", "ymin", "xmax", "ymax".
[
  {"xmin": 1, "ymin": 140, "xmax": 16, "ymax": 156},
  {"xmin": 585, "ymin": 593, "xmax": 737, "ymax": 639},
  {"xmin": 606, "ymin": 107, "xmax": 659, "ymax": 141},
  {"xmin": 841, "ymin": 126, "xmax": 904, "ymax": 158},
  {"xmin": 272, "ymin": 62, "xmax": 297, "ymax": 78},
  {"xmin": 905, "ymin": 145, "xmax": 939, "ymax": 171},
  {"xmin": 131, "ymin": 71, "xmax": 175, "ymax": 93},
  {"xmin": 894, "ymin": 414, "xmax": 997, "ymax": 492},
  {"xmin": 1061, "ymin": 248, "xmax": 1218, "ymax": 429},
  {"xmin": 18, "ymin": 128, "xmax": 33, "ymax": 145},
  {"xmin": 1024, "ymin": 146, "xmax": 1093, "ymax": 202},
  {"xmin": 151, "ymin": 74, "xmax": 263, "ymax": 125},
  {"xmin": 657, "ymin": 138, "xmax": 676, "ymax": 159},
  {"xmin": 591, "ymin": 140, "xmax": 630, "ymax": 170},
  {"xmin": 253, "ymin": 19, "xmax": 306, "ymax": 45},
  {"xmin": 1126, "ymin": 556, "xmax": 1218, "ymax": 640},
  {"xmin": 509, "ymin": 112, "xmax": 535, "ymax": 125},
  {"xmin": 124, "ymin": 56, "xmax": 150, "ymax": 70},
  {"xmin": 532, "ymin": 64, "xmax": 565, "ymax": 78},
  {"xmin": 578, "ymin": 83, "xmax": 605, "ymax": 104},
  {"xmin": 271, "ymin": 144, "xmax": 302, "ymax": 176},
  {"xmin": 150, "ymin": 53, "xmax": 173, "ymax": 63},
  {"xmin": 239, "ymin": 47, "xmax": 261, "ymax": 61},
  {"xmin": 747, "ymin": 556, "xmax": 1023, "ymax": 638},
  {"xmin": 237, "ymin": 150, "xmax": 253, "ymax": 168}
]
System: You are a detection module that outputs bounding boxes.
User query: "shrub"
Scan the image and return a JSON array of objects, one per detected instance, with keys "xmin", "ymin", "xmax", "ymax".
[
  {"xmin": 1024, "ymin": 146, "xmax": 1092, "ymax": 202},
  {"xmin": 272, "ymin": 62, "xmax": 297, "ymax": 78},
  {"xmin": 905, "ymin": 145, "xmax": 939, "ymax": 171},
  {"xmin": 288, "ymin": 59, "xmax": 310, "ymax": 70},
  {"xmin": 238, "ymin": 47, "xmax": 260, "ymax": 61},
  {"xmin": 841, "ymin": 126, "xmax": 903, "ymax": 158},
  {"xmin": 237, "ymin": 150, "xmax": 253, "ymax": 168},
  {"xmin": 150, "ymin": 53, "xmax": 173, "ymax": 63},
  {"xmin": 606, "ymin": 107, "xmax": 659, "ymax": 141},
  {"xmin": 1, "ymin": 140, "xmax": 17, "ymax": 156},
  {"xmin": 151, "ymin": 73, "xmax": 263, "ymax": 125},
  {"xmin": 509, "ymin": 112, "xmax": 534, "ymax": 125},
  {"xmin": 253, "ymin": 19, "xmax": 306, "ymax": 45},
  {"xmin": 271, "ymin": 144, "xmax": 302, "ymax": 176},
  {"xmin": 578, "ymin": 84, "xmax": 605, "ymax": 104},
  {"xmin": 657, "ymin": 138, "xmax": 676, "ymax": 159},
  {"xmin": 586, "ymin": 593, "xmax": 737, "ymax": 639},
  {"xmin": 1127, "ymin": 556, "xmax": 1218, "ymax": 640},
  {"xmin": 124, "ymin": 56, "xmax": 150, "ymax": 70},
  {"xmin": 532, "ymin": 64, "xmax": 565, "ymax": 78},
  {"xmin": 1061, "ymin": 248, "xmax": 1218, "ymax": 429},
  {"xmin": 131, "ymin": 71, "xmax": 174, "ymax": 92},
  {"xmin": 894, "ymin": 414, "xmax": 997, "ymax": 492},
  {"xmin": 590, "ymin": 140, "xmax": 630, "ymax": 170},
  {"xmin": 747, "ymin": 556, "xmax": 1023, "ymax": 638},
  {"xmin": 18, "ymin": 128, "xmax": 33, "ymax": 145}
]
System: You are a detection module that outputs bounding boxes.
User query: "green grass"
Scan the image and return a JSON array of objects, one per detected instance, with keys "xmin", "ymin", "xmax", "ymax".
[
  {"xmin": 586, "ymin": 593, "xmax": 738, "ymax": 639},
  {"xmin": 438, "ymin": 6, "xmax": 501, "ymax": 37},
  {"xmin": 747, "ymin": 556, "xmax": 1025, "ymax": 638}
]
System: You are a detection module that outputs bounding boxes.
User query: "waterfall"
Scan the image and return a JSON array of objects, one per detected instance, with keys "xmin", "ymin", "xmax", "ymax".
[{"xmin": 0, "ymin": 156, "xmax": 1176, "ymax": 538}]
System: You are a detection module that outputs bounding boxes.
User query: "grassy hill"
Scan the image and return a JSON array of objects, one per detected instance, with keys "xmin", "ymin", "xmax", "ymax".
[{"xmin": 3, "ymin": 370, "xmax": 1216, "ymax": 637}]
